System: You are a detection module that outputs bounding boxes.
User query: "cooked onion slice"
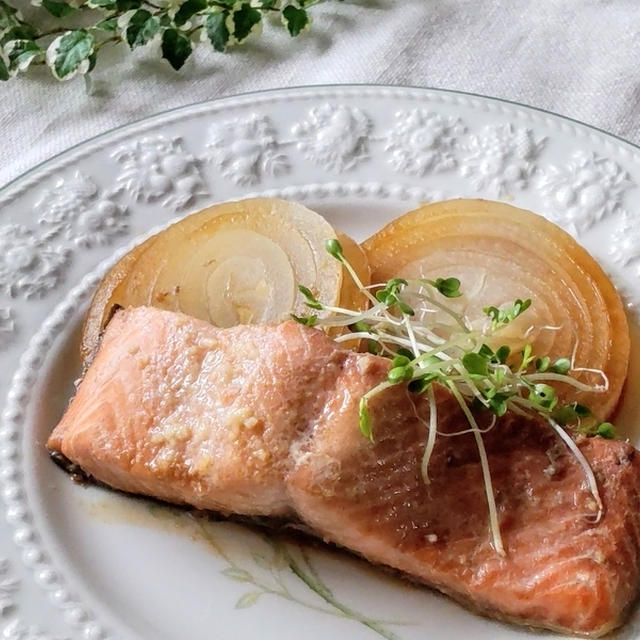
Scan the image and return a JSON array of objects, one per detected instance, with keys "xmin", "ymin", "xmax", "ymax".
[
  {"xmin": 363, "ymin": 199, "xmax": 630, "ymax": 420},
  {"xmin": 335, "ymin": 231, "xmax": 371, "ymax": 313},
  {"xmin": 82, "ymin": 198, "xmax": 368, "ymax": 364}
]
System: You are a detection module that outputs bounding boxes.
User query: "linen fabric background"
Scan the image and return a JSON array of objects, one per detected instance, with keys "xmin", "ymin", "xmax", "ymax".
[{"xmin": 2, "ymin": 0, "xmax": 640, "ymax": 188}]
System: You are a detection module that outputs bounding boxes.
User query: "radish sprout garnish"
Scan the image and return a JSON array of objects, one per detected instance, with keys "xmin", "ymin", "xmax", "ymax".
[{"xmin": 293, "ymin": 239, "xmax": 613, "ymax": 555}]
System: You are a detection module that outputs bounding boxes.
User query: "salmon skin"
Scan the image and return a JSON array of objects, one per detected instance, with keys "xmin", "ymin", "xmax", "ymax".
[{"xmin": 48, "ymin": 306, "xmax": 640, "ymax": 636}]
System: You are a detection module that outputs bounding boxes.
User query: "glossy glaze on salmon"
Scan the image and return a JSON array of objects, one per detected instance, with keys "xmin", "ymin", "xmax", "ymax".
[{"xmin": 48, "ymin": 306, "xmax": 640, "ymax": 636}]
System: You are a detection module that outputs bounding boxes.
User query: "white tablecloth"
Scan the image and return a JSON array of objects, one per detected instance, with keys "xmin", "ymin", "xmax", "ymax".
[{"xmin": 2, "ymin": 0, "xmax": 640, "ymax": 188}]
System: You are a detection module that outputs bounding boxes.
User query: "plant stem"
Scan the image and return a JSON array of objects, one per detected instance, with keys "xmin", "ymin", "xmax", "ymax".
[{"xmin": 281, "ymin": 545, "xmax": 401, "ymax": 640}]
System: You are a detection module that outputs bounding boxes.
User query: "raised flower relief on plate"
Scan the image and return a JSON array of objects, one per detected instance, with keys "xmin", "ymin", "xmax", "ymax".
[
  {"xmin": 112, "ymin": 136, "xmax": 207, "ymax": 210},
  {"xmin": 384, "ymin": 110, "xmax": 465, "ymax": 175},
  {"xmin": 0, "ymin": 310, "xmax": 15, "ymax": 352},
  {"xmin": 610, "ymin": 213, "xmax": 640, "ymax": 277},
  {"xmin": 291, "ymin": 104, "xmax": 372, "ymax": 172},
  {"xmin": 0, "ymin": 225, "xmax": 70, "ymax": 299},
  {"xmin": 537, "ymin": 150, "xmax": 634, "ymax": 235},
  {"xmin": 0, "ymin": 559, "xmax": 18, "ymax": 617},
  {"xmin": 1, "ymin": 620, "xmax": 67, "ymax": 640},
  {"xmin": 459, "ymin": 124, "xmax": 546, "ymax": 197},
  {"xmin": 204, "ymin": 114, "xmax": 289, "ymax": 185},
  {"xmin": 37, "ymin": 172, "xmax": 127, "ymax": 248}
]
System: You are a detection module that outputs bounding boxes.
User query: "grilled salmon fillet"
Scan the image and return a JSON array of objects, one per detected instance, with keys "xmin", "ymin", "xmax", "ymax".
[{"xmin": 48, "ymin": 306, "xmax": 640, "ymax": 636}]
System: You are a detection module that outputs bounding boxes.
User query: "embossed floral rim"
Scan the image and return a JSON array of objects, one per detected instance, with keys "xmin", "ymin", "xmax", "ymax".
[{"xmin": 3, "ymin": 84, "xmax": 640, "ymax": 200}]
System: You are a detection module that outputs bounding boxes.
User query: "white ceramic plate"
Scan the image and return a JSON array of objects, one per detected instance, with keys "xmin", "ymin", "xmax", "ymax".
[{"xmin": 1, "ymin": 86, "xmax": 640, "ymax": 640}]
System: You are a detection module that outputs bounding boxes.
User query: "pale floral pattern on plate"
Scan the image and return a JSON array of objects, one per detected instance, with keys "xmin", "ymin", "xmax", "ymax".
[
  {"xmin": 112, "ymin": 136, "xmax": 207, "ymax": 210},
  {"xmin": 37, "ymin": 172, "xmax": 127, "ymax": 248},
  {"xmin": 537, "ymin": 150, "xmax": 634, "ymax": 234},
  {"xmin": 459, "ymin": 123, "xmax": 546, "ymax": 197},
  {"xmin": 385, "ymin": 109, "xmax": 465, "ymax": 175},
  {"xmin": 291, "ymin": 104, "xmax": 372, "ymax": 172},
  {"xmin": 0, "ymin": 225, "xmax": 70, "ymax": 299},
  {"xmin": 148, "ymin": 506, "xmax": 402, "ymax": 640},
  {"xmin": 204, "ymin": 114, "xmax": 289, "ymax": 185}
]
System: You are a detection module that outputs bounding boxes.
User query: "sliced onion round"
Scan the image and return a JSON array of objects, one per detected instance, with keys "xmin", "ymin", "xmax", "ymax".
[
  {"xmin": 82, "ymin": 198, "xmax": 368, "ymax": 364},
  {"xmin": 363, "ymin": 199, "xmax": 630, "ymax": 420}
]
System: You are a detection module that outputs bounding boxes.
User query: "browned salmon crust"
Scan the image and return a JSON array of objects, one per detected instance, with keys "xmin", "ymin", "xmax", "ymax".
[{"xmin": 48, "ymin": 306, "xmax": 640, "ymax": 636}]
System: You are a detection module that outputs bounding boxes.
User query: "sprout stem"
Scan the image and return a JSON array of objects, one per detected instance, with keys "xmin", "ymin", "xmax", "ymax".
[
  {"xmin": 525, "ymin": 372, "xmax": 606, "ymax": 391},
  {"xmin": 416, "ymin": 290, "xmax": 470, "ymax": 333},
  {"xmin": 448, "ymin": 382, "xmax": 505, "ymax": 555},
  {"xmin": 547, "ymin": 419, "xmax": 604, "ymax": 523},
  {"xmin": 421, "ymin": 386, "xmax": 438, "ymax": 485}
]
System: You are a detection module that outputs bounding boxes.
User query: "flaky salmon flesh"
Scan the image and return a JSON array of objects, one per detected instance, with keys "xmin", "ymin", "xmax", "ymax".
[{"xmin": 48, "ymin": 306, "xmax": 640, "ymax": 636}]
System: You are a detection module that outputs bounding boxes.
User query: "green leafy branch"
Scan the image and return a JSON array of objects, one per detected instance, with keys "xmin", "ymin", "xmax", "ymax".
[{"xmin": 0, "ymin": 0, "xmax": 331, "ymax": 81}]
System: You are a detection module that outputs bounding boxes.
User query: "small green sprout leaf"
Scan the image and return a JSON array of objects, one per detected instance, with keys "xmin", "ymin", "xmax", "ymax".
[
  {"xmin": 487, "ymin": 393, "xmax": 511, "ymax": 417},
  {"xmin": 418, "ymin": 354, "xmax": 443, "ymax": 368},
  {"xmin": 391, "ymin": 355, "xmax": 411, "ymax": 368},
  {"xmin": 431, "ymin": 277, "xmax": 462, "ymax": 298},
  {"xmin": 359, "ymin": 396, "xmax": 373, "ymax": 441},
  {"xmin": 550, "ymin": 358, "xmax": 571, "ymax": 374},
  {"xmin": 484, "ymin": 306, "xmax": 499, "ymax": 323},
  {"xmin": 478, "ymin": 344, "xmax": 494, "ymax": 359},
  {"xmin": 551, "ymin": 402, "xmax": 592, "ymax": 426},
  {"xmin": 408, "ymin": 375, "xmax": 437, "ymax": 394},
  {"xmin": 387, "ymin": 365, "xmax": 414, "ymax": 383},
  {"xmin": 298, "ymin": 285, "xmax": 322, "ymax": 310},
  {"xmin": 290, "ymin": 313, "xmax": 317, "ymax": 327},
  {"xmin": 535, "ymin": 356, "xmax": 550, "ymax": 372},
  {"xmin": 495, "ymin": 345, "xmax": 510, "ymax": 364},
  {"xmin": 551, "ymin": 405, "xmax": 577, "ymax": 426},
  {"xmin": 325, "ymin": 238, "xmax": 344, "ymax": 261},
  {"xmin": 462, "ymin": 352, "xmax": 488, "ymax": 377},
  {"xmin": 367, "ymin": 340, "xmax": 381, "ymax": 355},
  {"xmin": 574, "ymin": 404, "xmax": 592, "ymax": 417},
  {"xmin": 398, "ymin": 301, "xmax": 415, "ymax": 316},
  {"xmin": 520, "ymin": 343, "xmax": 535, "ymax": 371},
  {"xmin": 529, "ymin": 384, "xmax": 558, "ymax": 411},
  {"xmin": 484, "ymin": 298, "xmax": 532, "ymax": 327},
  {"xmin": 596, "ymin": 422, "xmax": 615, "ymax": 439}
]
